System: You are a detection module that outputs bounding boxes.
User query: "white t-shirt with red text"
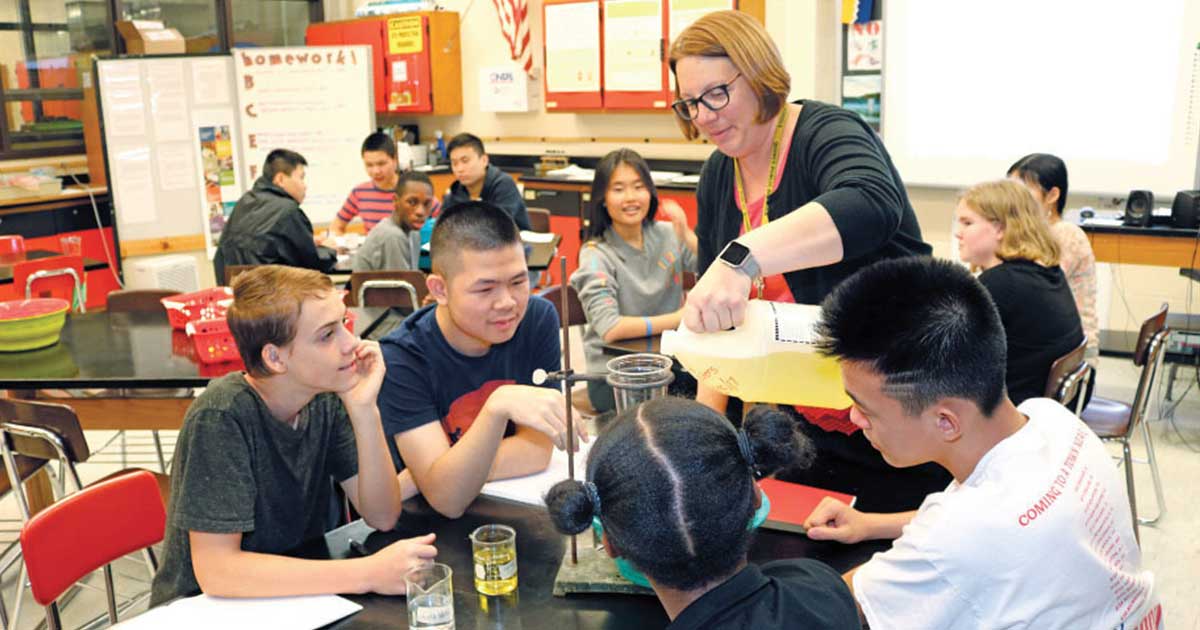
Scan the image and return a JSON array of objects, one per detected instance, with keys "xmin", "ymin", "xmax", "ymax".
[{"xmin": 854, "ymin": 398, "xmax": 1160, "ymax": 629}]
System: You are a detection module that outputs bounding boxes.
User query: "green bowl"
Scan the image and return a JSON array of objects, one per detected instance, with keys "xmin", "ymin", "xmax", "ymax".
[
  {"xmin": 0, "ymin": 298, "xmax": 70, "ymax": 352},
  {"xmin": 591, "ymin": 491, "xmax": 771, "ymax": 588}
]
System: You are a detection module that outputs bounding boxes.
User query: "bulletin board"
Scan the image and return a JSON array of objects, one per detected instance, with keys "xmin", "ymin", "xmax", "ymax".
[
  {"xmin": 97, "ymin": 47, "xmax": 375, "ymax": 259},
  {"xmin": 95, "ymin": 55, "xmax": 243, "ymax": 258}
]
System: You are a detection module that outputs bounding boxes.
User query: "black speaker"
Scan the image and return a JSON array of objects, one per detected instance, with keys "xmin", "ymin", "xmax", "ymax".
[
  {"xmin": 1172, "ymin": 190, "xmax": 1200, "ymax": 229},
  {"xmin": 1124, "ymin": 190, "xmax": 1154, "ymax": 227}
]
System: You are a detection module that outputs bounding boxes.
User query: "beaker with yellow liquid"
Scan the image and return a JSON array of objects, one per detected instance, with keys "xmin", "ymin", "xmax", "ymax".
[
  {"xmin": 661, "ymin": 300, "xmax": 851, "ymax": 409},
  {"xmin": 470, "ymin": 524, "xmax": 518, "ymax": 596}
]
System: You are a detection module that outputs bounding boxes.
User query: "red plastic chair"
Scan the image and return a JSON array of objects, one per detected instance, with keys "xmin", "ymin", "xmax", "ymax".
[
  {"xmin": 20, "ymin": 470, "xmax": 166, "ymax": 630},
  {"xmin": 13, "ymin": 254, "xmax": 85, "ymax": 312}
]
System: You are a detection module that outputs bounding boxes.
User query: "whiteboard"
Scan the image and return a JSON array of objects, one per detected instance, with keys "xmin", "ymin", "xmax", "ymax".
[
  {"xmin": 882, "ymin": 0, "xmax": 1200, "ymax": 197},
  {"xmin": 96, "ymin": 56, "xmax": 242, "ymax": 249},
  {"xmin": 234, "ymin": 46, "xmax": 375, "ymax": 225}
]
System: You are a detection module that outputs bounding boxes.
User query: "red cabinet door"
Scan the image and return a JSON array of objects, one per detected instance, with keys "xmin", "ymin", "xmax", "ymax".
[
  {"xmin": 383, "ymin": 15, "xmax": 433, "ymax": 113},
  {"xmin": 340, "ymin": 20, "xmax": 389, "ymax": 113}
]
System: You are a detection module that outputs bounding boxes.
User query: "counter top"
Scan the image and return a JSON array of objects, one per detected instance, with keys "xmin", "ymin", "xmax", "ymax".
[
  {"xmin": 1079, "ymin": 219, "xmax": 1198, "ymax": 238},
  {"xmin": 0, "ymin": 187, "xmax": 107, "ymax": 211}
]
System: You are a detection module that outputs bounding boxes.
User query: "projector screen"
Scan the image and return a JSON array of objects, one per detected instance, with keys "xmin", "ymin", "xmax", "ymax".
[{"xmin": 882, "ymin": 0, "xmax": 1200, "ymax": 197}]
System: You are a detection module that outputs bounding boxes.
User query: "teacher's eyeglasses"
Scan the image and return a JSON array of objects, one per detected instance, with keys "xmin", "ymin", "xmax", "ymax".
[{"xmin": 671, "ymin": 73, "xmax": 741, "ymax": 121}]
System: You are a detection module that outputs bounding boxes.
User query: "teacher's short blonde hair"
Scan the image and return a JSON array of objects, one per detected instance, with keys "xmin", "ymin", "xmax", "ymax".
[
  {"xmin": 668, "ymin": 10, "xmax": 790, "ymax": 141},
  {"xmin": 960, "ymin": 180, "xmax": 1061, "ymax": 269}
]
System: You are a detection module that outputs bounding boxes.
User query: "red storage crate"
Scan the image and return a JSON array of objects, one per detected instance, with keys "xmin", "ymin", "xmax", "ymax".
[
  {"xmin": 161, "ymin": 287, "xmax": 234, "ymax": 330},
  {"xmin": 188, "ymin": 318, "xmax": 240, "ymax": 364},
  {"xmin": 187, "ymin": 309, "xmax": 358, "ymax": 366}
]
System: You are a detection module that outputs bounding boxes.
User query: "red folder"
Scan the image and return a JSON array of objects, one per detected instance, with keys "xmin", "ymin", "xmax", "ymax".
[{"xmin": 759, "ymin": 478, "xmax": 857, "ymax": 534}]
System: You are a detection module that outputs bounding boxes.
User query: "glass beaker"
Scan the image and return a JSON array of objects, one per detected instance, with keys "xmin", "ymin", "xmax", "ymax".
[
  {"xmin": 606, "ymin": 353, "xmax": 675, "ymax": 413},
  {"xmin": 406, "ymin": 563, "xmax": 455, "ymax": 630},
  {"xmin": 469, "ymin": 524, "xmax": 518, "ymax": 596}
]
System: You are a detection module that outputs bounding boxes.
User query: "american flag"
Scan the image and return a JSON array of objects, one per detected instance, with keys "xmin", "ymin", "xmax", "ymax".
[{"xmin": 492, "ymin": 0, "xmax": 532, "ymax": 74}]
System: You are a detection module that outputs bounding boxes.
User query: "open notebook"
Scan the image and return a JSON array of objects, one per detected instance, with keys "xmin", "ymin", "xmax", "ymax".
[
  {"xmin": 480, "ymin": 439, "xmax": 592, "ymax": 506},
  {"xmin": 112, "ymin": 594, "xmax": 361, "ymax": 629}
]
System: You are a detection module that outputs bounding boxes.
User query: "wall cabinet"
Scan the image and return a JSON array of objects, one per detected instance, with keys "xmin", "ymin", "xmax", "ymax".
[{"xmin": 306, "ymin": 12, "xmax": 462, "ymax": 116}]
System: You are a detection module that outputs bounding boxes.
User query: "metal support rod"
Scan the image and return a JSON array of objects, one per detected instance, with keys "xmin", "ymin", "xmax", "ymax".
[{"xmin": 559, "ymin": 256, "xmax": 577, "ymax": 565}]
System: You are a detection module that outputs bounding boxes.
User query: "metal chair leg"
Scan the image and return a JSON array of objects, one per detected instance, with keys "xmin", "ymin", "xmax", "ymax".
[
  {"xmin": 1122, "ymin": 440, "xmax": 1139, "ymax": 545},
  {"xmin": 143, "ymin": 547, "xmax": 159, "ymax": 575},
  {"xmin": 10, "ymin": 562, "xmax": 25, "ymax": 630},
  {"xmin": 1136, "ymin": 418, "xmax": 1166, "ymax": 526},
  {"xmin": 152, "ymin": 431, "xmax": 168, "ymax": 473}
]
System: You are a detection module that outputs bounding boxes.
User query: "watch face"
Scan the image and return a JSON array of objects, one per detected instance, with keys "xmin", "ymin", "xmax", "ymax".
[{"xmin": 721, "ymin": 242, "xmax": 750, "ymax": 265}]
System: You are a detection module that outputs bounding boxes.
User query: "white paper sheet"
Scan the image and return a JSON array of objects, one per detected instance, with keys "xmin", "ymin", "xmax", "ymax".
[
  {"xmin": 100, "ymin": 63, "xmax": 146, "ymax": 137},
  {"xmin": 111, "ymin": 594, "xmax": 362, "ymax": 630},
  {"xmin": 156, "ymin": 143, "xmax": 197, "ymax": 191},
  {"xmin": 545, "ymin": 1, "xmax": 601, "ymax": 92},
  {"xmin": 604, "ymin": 0, "xmax": 663, "ymax": 92},
  {"xmin": 191, "ymin": 58, "xmax": 231, "ymax": 105},
  {"xmin": 112, "ymin": 147, "xmax": 156, "ymax": 224},
  {"xmin": 147, "ymin": 59, "xmax": 189, "ymax": 140},
  {"xmin": 481, "ymin": 439, "xmax": 592, "ymax": 506},
  {"xmin": 520, "ymin": 230, "xmax": 557, "ymax": 244}
]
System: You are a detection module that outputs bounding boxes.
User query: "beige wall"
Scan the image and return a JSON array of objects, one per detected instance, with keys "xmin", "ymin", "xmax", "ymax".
[
  {"xmin": 173, "ymin": 0, "xmax": 1190, "ymax": 336},
  {"xmin": 328, "ymin": 0, "xmax": 838, "ymax": 161}
]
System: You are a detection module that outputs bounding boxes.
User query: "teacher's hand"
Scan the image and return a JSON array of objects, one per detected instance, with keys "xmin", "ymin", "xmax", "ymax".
[{"xmin": 683, "ymin": 262, "xmax": 752, "ymax": 332}]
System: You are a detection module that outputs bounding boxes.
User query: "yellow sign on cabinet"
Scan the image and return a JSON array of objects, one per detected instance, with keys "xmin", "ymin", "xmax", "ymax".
[{"xmin": 388, "ymin": 16, "xmax": 424, "ymax": 55}]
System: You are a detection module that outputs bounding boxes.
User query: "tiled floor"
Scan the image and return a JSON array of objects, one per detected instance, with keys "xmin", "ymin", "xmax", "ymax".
[{"xmin": 0, "ymin": 351, "xmax": 1197, "ymax": 629}]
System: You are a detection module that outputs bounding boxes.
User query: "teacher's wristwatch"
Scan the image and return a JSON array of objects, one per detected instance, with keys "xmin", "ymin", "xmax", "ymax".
[{"xmin": 717, "ymin": 240, "xmax": 761, "ymax": 280}]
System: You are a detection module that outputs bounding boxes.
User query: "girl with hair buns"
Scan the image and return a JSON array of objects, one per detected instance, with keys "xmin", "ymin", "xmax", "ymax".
[
  {"xmin": 955, "ymin": 179, "xmax": 1085, "ymax": 406},
  {"xmin": 545, "ymin": 398, "xmax": 858, "ymax": 629}
]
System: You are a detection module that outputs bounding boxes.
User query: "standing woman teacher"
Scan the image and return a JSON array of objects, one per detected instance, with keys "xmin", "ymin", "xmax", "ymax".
[{"xmin": 671, "ymin": 11, "xmax": 941, "ymax": 512}]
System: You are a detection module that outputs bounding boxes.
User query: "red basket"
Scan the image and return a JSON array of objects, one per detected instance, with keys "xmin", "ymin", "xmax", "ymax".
[
  {"xmin": 188, "ymin": 317, "xmax": 240, "ymax": 364},
  {"xmin": 162, "ymin": 287, "xmax": 234, "ymax": 330},
  {"xmin": 187, "ymin": 310, "xmax": 357, "ymax": 366}
]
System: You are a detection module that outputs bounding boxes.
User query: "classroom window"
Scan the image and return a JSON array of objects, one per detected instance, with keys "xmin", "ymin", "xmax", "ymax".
[
  {"xmin": 118, "ymin": 0, "xmax": 220, "ymax": 51},
  {"xmin": 233, "ymin": 0, "xmax": 317, "ymax": 48},
  {"xmin": 0, "ymin": 0, "xmax": 112, "ymax": 157},
  {"xmin": 0, "ymin": 0, "xmax": 320, "ymax": 159}
]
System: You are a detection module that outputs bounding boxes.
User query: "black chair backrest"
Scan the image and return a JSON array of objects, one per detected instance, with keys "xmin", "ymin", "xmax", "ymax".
[
  {"xmin": 682, "ymin": 270, "xmax": 696, "ymax": 292},
  {"xmin": 350, "ymin": 270, "xmax": 428, "ymax": 308},
  {"xmin": 526, "ymin": 208, "xmax": 551, "ymax": 233},
  {"xmin": 0, "ymin": 398, "xmax": 90, "ymax": 464},
  {"xmin": 1133, "ymin": 303, "xmax": 1169, "ymax": 367},
  {"xmin": 1044, "ymin": 337, "xmax": 1088, "ymax": 399},
  {"xmin": 539, "ymin": 284, "xmax": 586, "ymax": 327},
  {"xmin": 106, "ymin": 289, "xmax": 181, "ymax": 313}
]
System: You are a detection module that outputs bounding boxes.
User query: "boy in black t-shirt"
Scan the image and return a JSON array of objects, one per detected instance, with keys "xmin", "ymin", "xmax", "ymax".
[
  {"xmin": 151, "ymin": 265, "xmax": 436, "ymax": 605},
  {"xmin": 378, "ymin": 201, "xmax": 588, "ymax": 518}
]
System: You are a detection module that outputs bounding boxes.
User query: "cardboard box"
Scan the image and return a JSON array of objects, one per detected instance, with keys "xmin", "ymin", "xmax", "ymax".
[{"xmin": 116, "ymin": 20, "xmax": 186, "ymax": 55}]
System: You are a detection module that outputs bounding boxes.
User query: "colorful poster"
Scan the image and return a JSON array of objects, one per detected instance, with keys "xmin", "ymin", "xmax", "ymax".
[
  {"xmin": 195, "ymin": 114, "xmax": 243, "ymax": 258},
  {"xmin": 842, "ymin": 74, "xmax": 881, "ymax": 130},
  {"xmin": 847, "ymin": 20, "xmax": 883, "ymax": 71}
]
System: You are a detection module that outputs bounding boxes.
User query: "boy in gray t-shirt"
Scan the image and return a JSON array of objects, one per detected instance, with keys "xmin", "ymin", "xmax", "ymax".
[{"xmin": 150, "ymin": 265, "xmax": 436, "ymax": 606}]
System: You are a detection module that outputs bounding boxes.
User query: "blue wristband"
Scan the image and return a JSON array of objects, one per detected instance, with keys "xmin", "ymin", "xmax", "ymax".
[{"xmin": 643, "ymin": 317, "xmax": 653, "ymax": 338}]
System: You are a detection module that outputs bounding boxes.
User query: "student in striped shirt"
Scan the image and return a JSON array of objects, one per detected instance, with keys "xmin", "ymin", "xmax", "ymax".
[{"xmin": 331, "ymin": 132, "xmax": 402, "ymax": 236}]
